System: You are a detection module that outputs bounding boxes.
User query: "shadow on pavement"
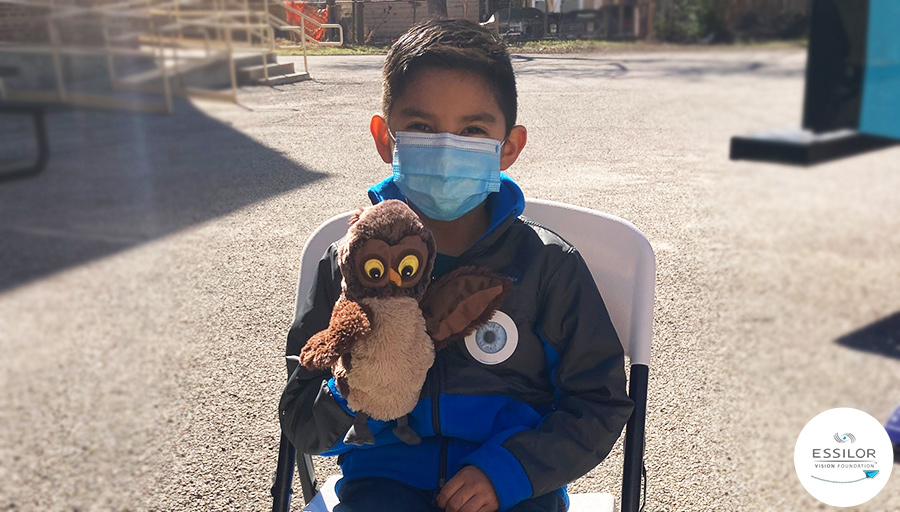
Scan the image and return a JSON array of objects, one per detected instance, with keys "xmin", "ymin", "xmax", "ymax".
[
  {"xmin": 0, "ymin": 100, "xmax": 326, "ymax": 293},
  {"xmin": 835, "ymin": 312, "xmax": 900, "ymax": 360},
  {"xmin": 511, "ymin": 56, "xmax": 803, "ymax": 80}
]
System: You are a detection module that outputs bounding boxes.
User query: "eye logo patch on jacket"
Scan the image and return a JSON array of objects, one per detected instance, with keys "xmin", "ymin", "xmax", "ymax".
[{"xmin": 465, "ymin": 310, "xmax": 518, "ymax": 365}]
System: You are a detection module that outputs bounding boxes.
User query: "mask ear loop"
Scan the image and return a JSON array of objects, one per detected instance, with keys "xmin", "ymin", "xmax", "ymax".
[{"xmin": 388, "ymin": 130, "xmax": 412, "ymax": 209}]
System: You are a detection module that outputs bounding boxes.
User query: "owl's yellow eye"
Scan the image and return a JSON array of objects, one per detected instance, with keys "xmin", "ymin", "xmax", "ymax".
[
  {"xmin": 364, "ymin": 259, "xmax": 385, "ymax": 280},
  {"xmin": 398, "ymin": 255, "xmax": 420, "ymax": 278}
]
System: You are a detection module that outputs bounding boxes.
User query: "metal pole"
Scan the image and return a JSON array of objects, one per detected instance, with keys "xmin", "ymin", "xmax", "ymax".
[
  {"xmin": 155, "ymin": 21, "xmax": 173, "ymax": 113},
  {"xmin": 264, "ymin": 0, "xmax": 274, "ymax": 49},
  {"xmin": 175, "ymin": 0, "xmax": 182, "ymax": 41},
  {"xmin": 300, "ymin": 14, "xmax": 308, "ymax": 74},
  {"xmin": 215, "ymin": 0, "xmax": 225, "ymax": 44},
  {"xmin": 172, "ymin": 22, "xmax": 181, "ymax": 91},
  {"xmin": 357, "ymin": 0, "xmax": 365, "ymax": 44},
  {"xmin": 618, "ymin": 0, "xmax": 624, "ymax": 38},
  {"xmin": 244, "ymin": 0, "xmax": 251, "ymax": 43},
  {"xmin": 633, "ymin": 5, "xmax": 639, "ymax": 37},
  {"xmin": 102, "ymin": 15, "xmax": 118, "ymax": 87},
  {"xmin": 226, "ymin": 26, "xmax": 237, "ymax": 102},
  {"xmin": 47, "ymin": 19, "xmax": 67, "ymax": 102}
]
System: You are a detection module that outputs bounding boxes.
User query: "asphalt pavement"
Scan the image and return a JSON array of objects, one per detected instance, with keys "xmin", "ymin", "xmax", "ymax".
[{"xmin": 1, "ymin": 49, "xmax": 898, "ymax": 511}]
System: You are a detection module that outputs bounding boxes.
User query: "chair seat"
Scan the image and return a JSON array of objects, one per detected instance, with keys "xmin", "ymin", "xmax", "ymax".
[
  {"xmin": 569, "ymin": 491, "xmax": 617, "ymax": 512},
  {"xmin": 302, "ymin": 475, "xmax": 339, "ymax": 512},
  {"xmin": 302, "ymin": 475, "xmax": 617, "ymax": 512}
]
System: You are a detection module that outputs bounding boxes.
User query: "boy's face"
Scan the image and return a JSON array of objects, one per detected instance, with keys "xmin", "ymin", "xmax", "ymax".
[{"xmin": 371, "ymin": 67, "xmax": 526, "ymax": 171}]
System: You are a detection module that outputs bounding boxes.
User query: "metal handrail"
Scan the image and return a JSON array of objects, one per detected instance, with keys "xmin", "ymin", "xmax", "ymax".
[
  {"xmin": 0, "ymin": 0, "xmax": 326, "ymax": 112},
  {"xmin": 276, "ymin": 3, "xmax": 344, "ymax": 47}
]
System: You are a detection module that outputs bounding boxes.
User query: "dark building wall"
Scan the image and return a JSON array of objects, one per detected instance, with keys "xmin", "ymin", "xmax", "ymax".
[{"xmin": 0, "ymin": 3, "xmax": 50, "ymax": 43}]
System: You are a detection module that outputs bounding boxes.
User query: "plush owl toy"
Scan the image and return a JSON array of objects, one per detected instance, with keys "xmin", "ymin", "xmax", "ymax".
[{"xmin": 297, "ymin": 200, "xmax": 510, "ymax": 446}]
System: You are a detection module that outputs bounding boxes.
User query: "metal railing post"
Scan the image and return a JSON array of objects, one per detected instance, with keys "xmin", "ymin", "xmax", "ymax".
[
  {"xmin": 215, "ymin": 0, "xmax": 225, "ymax": 44},
  {"xmin": 226, "ymin": 26, "xmax": 237, "ymax": 102},
  {"xmin": 175, "ymin": 0, "xmax": 182, "ymax": 41},
  {"xmin": 300, "ymin": 14, "xmax": 308, "ymax": 74},
  {"xmin": 152, "ymin": 20, "xmax": 173, "ymax": 114},
  {"xmin": 47, "ymin": 19, "xmax": 67, "ymax": 102},
  {"xmin": 102, "ymin": 14, "xmax": 117, "ymax": 87}
]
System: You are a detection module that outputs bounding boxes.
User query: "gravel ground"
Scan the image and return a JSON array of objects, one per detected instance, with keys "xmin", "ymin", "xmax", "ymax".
[{"xmin": 1, "ymin": 50, "xmax": 898, "ymax": 512}]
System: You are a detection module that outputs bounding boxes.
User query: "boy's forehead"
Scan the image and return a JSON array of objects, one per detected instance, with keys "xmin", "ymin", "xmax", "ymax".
[{"xmin": 389, "ymin": 68, "xmax": 504, "ymax": 122}]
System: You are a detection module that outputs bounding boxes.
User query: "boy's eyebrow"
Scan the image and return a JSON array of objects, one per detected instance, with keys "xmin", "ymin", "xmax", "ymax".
[
  {"xmin": 399, "ymin": 107, "xmax": 436, "ymax": 120},
  {"xmin": 460, "ymin": 112, "xmax": 497, "ymax": 124}
]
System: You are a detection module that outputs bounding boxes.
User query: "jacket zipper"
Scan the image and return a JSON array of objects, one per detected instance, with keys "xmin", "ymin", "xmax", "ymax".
[
  {"xmin": 430, "ymin": 215, "xmax": 516, "ymax": 489},
  {"xmin": 432, "ymin": 356, "xmax": 447, "ymax": 488}
]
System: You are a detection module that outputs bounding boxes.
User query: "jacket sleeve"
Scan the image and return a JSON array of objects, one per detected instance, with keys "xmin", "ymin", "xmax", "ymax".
[
  {"xmin": 460, "ymin": 249, "xmax": 634, "ymax": 508},
  {"xmin": 279, "ymin": 243, "xmax": 358, "ymax": 456}
]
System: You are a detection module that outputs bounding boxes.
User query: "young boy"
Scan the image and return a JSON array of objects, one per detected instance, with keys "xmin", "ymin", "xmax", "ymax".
[{"xmin": 281, "ymin": 18, "xmax": 633, "ymax": 512}]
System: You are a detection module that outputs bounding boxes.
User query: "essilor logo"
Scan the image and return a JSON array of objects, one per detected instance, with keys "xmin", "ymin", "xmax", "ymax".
[
  {"xmin": 795, "ymin": 408, "xmax": 893, "ymax": 507},
  {"xmin": 833, "ymin": 432, "xmax": 856, "ymax": 443}
]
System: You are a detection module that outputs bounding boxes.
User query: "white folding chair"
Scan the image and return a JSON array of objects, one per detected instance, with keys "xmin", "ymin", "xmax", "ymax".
[{"xmin": 272, "ymin": 198, "xmax": 655, "ymax": 512}]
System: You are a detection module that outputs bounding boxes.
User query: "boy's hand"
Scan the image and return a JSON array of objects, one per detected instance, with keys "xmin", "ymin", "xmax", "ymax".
[{"xmin": 436, "ymin": 466, "xmax": 499, "ymax": 512}]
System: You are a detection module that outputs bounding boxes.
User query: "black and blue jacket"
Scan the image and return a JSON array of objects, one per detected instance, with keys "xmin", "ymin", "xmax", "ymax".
[{"xmin": 280, "ymin": 174, "xmax": 633, "ymax": 511}]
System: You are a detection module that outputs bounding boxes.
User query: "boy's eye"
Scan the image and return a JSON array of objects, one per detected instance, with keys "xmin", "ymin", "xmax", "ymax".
[
  {"xmin": 462, "ymin": 126, "xmax": 488, "ymax": 136},
  {"xmin": 406, "ymin": 123, "xmax": 432, "ymax": 132}
]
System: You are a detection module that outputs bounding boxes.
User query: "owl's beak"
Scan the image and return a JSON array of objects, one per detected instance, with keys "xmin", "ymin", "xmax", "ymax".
[{"xmin": 388, "ymin": 268, "xmax": 402, "ymax": 286}]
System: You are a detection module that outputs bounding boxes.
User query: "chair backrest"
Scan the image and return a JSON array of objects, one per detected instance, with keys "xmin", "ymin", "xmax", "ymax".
[
  {"xmin": 295, "ymin": 210, "xmax": 355, "ymax": 316},
  {"xmin": 522, "ymin": 199, "xmax": 655, "ymax": 365},
  {"xmin": 294, "ymin": 198, "xmax": 655, "ymax": 365}
]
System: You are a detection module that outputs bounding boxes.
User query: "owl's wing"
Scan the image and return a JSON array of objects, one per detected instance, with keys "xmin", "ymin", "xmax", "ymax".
[
  {"xmin": 420, "ymin": 266, "xmax": 512, "ymax": 351},
  {"xmin": 299, "ymin": 298, "xmax": 371, "ymax": 370}
]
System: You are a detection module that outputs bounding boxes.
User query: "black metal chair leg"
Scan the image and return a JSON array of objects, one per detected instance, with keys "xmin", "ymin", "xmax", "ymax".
[
  {"xmin": 298, "ymin": 452, "xmax": 318, "ymax": 504},
  {"xmin": 272, "ymin": 433, "xmax": 297, "ymax": 512},
  {"xmin": 621, "ymin": 364, "xmax": 648, "ymax": 512},
  {"xmin": 272, "ymin": 434, "xmax": 319, "ymax": 512}
]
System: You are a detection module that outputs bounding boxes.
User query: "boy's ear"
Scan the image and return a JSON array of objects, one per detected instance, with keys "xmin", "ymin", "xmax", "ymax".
[
  {"xmin": 370, "ymin": 114, "xmax": 393, "ymax": 164},
  {"xmin": 500, "ymin": 125, "xmax": 527, "ymax": 171}
]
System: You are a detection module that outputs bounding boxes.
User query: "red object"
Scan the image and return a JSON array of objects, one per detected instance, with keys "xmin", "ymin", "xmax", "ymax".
[{"xmin": 284, "ymin": 1, "xmax": 329, "ymax": 42}]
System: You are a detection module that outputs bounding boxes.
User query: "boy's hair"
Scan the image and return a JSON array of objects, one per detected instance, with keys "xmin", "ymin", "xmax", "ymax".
[{"xmin": 382, "ymin": 18, "xmax": 517, "ymax": 134}]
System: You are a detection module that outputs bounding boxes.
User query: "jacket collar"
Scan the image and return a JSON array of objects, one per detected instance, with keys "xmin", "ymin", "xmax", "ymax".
[{"xmin": 367, "ymin": 173, "xmax": 526, "ymax": 241}]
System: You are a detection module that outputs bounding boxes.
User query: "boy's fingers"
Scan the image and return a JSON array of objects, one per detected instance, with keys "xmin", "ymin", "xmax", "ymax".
[
  {"xmin": 467, "ymin": 503, "xmax": 495, "ymax": 512},
  {"xmin": 436, "ymin": 476, "xmax": 465, "ymax": 509},
  {"xmin": 448, "ymin": 491, "xmax": 478, "ymax": 512}
]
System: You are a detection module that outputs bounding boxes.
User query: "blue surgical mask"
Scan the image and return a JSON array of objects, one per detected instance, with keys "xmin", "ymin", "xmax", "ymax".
[{"xmin": 391, "ymin": 131, "xmax": 503, "ymax": 222}]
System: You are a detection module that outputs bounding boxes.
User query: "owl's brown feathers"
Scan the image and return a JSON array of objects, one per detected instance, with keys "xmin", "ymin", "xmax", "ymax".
[
  {"xmin": 339, "ymin": 200, "xmax": 436, "ymax": 302},
  {"xmin": 297, "ymin": 199, "xmax": 511, "ymax": 434}
]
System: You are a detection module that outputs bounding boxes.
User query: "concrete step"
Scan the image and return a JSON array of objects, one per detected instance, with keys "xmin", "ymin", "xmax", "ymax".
[
  {"xmin": 237, "ymin": 62, "xmax": 295, "ymax": 84},
  {"xmin": 257, "ymin": 71, "xmax": 310, "ymax": 86},
  {"xmin": 115, "ymin": 51, "xmax": 279, "ymax": 91},
  {"xmin": 115, "ymin": 54, "xmax": 221, "ymax": 87}
]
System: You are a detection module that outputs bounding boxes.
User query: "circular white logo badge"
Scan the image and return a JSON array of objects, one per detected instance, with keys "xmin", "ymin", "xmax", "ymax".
[
  {"xmin": 464, "ymin": 311, "xmax": 518, "ymax": 365},
  {"xmin": 794, "ymin": 408, "xmax": 893, "ymax": 507}
]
